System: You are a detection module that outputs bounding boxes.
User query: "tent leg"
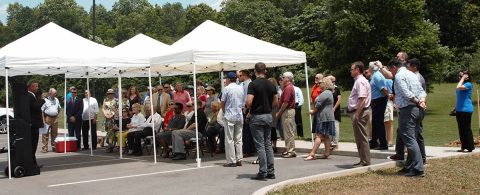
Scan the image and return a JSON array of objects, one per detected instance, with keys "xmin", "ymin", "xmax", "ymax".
[
  {"xmin": 5, "ymin": 69, "xmax": 11, "ymax": 179},
  {"xmin": 192, "ymin": 62, "xmax": 201, "ymax": 168},
  {"xmin": 64, "ymin": 76, "xmax": 67, "ymax": 153},
  {"xmin": 87, "ymin": 75, "xmax": 93, "ymax": 156},
  {"xmin": 118, "ymin": 74, "xmax": 123, "ymax": 159},
  {"xmin": 148, "ymin": 68, "xmax": 157, "ymax": 164},
  {"xmin": 304, "ymin": 62, "xmax": 314, "ymax": 146},
  {"xmin": 220, "ymin": 72, "xmax": 225, "ymax": 91}
]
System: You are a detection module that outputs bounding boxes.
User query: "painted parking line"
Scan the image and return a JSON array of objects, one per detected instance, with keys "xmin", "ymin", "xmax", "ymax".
[{"xmin": 48, "ymin": 165, "xmax": 217, "ymax": 188}]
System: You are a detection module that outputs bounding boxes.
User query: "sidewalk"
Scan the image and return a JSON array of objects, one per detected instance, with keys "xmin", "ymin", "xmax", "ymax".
[{"xmin": 276, "ymin": 139, "xmax": 476, "ymax": 159}]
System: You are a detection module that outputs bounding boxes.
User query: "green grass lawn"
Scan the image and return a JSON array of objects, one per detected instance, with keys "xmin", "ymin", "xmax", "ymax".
[
  {"xmin": 271, "ymin": 153, "xmax": 480, "ymax": 195},
  {"xmin": 299, "ymin": 83, "xmax": 480, "ymax": 146}
]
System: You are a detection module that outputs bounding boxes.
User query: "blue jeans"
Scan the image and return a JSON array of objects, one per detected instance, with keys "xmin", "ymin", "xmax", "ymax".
[{"xmin": 250, "ymin": 114, "xmax": 275, "ymax": 176}]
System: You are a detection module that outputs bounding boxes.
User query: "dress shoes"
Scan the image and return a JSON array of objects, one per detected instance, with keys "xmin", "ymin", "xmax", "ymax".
[
  {"xmin": 223, "ymin": 163, "xmax": 237, "ymax": 167},
  {"xmin": 266, "ymin": 174, "xmax": 276, "ymax": 179},
  {"xmin": 373, "ymin": 146, "xmax": 388, "ymax": 150},
  {"xmin": 172, "ymin": 153, "xmax": 186, "ymax": 160},
  {"xmin": 387, "ymin": 154, "xmax": 404, "ymax": 161},
  {"xmin": 352, "ymin": 162, "xmax": 370, "ymax": 167},
  {"xmin": 405, "ymin": 171, "xmax": 425, "ymax": 177},
  {"xmin": 250, "ymin": 173, "xmax": 267, "ymax": 181}
]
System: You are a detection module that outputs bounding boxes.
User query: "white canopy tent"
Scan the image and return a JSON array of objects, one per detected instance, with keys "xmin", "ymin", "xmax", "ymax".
[
  {"xmin": 0, "ymin": 23, "xmax": 166, "ymax": 178},
  {"xmin": 149, "ymin": 20, "xmax": 311, "ymax": 168}
]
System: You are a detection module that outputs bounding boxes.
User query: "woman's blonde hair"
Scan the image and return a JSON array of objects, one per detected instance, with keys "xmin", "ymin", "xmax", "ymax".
[
  {"xmin": 211, "ymin": 101, "xmax": 220, "ymax": 110},
  {"xmin": 320, "ymin": 77, "xmax": 334, "ymax": 90},
  {"xmin": 131, "ymin": 103, "xmax": 142, "ymax": 111}
]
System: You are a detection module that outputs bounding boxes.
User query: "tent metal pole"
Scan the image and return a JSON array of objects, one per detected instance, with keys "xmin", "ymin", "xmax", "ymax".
[
  {"xmin": 148, "ymin": 67, "xmax": 157, "ymax": 164},
  {"xmin": 192, "ymin": 62, "xmax": 201, "ymax": 168},
  {"xmin": 220, "ymin": 72, "xmax": 224, "ymax": 91},
  {"xmin": 64, "ymin": 76, "xmax": 67, "ymax": 154},
  {"xmin": 118, "ymin": 73, "xmax": 123, "ymax": 159},
  {"xmin": 5, "ymin": 68, "xmax": 12, "ymax": 179},
  {"xmin": 87, "ymin": 74, "xmax": 93, "ymax": 156},
  {"xmin": 303, "ymin": 62, "xmax": 314, "ymax": 146}
]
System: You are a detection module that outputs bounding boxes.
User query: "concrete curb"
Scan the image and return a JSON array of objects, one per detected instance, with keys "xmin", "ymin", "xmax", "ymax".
[
  {"xmin": 277, "ymin": 146, "xmax": 394, "ymax": 159},
  {"xmin": 252, "ymin": 151, "xmax": 478, "ymax": 195},
  {"xmin": 253, "ymin": 161, "xmax": 400, "ymax": 195}
]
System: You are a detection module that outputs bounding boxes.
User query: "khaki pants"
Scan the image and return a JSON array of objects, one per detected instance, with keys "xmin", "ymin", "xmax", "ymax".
[
  {"xmin": 281, "ymin": 109, "xmax": 296, "ymax": 154},
  {"xmin": 351, "ymin": 109, "xmax": 371, "ymax": 165},
  {"xmin": 42, "ymin": 116, "xmax": 58, "ymax": 152}
]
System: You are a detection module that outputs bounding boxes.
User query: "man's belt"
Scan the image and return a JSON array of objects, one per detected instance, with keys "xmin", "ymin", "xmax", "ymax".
[{"xmin": 347, "ymin": 107, "xmax": 369, "ymax": 113}]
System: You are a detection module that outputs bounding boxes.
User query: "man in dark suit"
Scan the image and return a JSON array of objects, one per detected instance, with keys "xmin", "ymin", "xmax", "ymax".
[
  {"xmin": 27, "ymin": 80, "xmax": 43, "ymax": 166},
  {"xmin": 66, "ymin": 87, "xmax": 83, "ymax": 149}
]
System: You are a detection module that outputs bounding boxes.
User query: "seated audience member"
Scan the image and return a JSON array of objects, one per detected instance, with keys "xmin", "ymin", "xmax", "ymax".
[
  {"xmin": 127, "ymin": 105, "xmax": 162, "ymax": 156},
  {"xmin": 126, "ymin": 103, "xmax": 146, "ymax": 155},
  {"xmin": 163, "ymin": 101, "xmax": 175, "ymax": 129},
  {"xmin": 106, "ymin": 108, "xmax": 130, "ymax": 153},
  {"xmin": 171, "ymin": 99, "xmax": 208, "ymax": 160},
  {"xmin": 156, "ymin": 102, "xmax": 186, "ymax": 157},
  {"xmin": 197, "ymin": 86, "xmax": 207, "ymax": 110},
  {"xmin": 205, "ymin": 102, "xmax": 225, "ymax": 154},
  {"xmin": 184, "ymin": 102, "xmax": 195, "ymax": 126}
]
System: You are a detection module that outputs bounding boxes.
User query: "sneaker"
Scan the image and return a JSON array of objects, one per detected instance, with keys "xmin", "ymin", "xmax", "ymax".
[
  {"xmin": 41, "ymin": 149, "xmax": 48, "ymax": 153},
  {"xmin": 388, "ymin": 154, "xmax": 404, "ymax": 161},
  {"xmin": 223, "ymin": 163, "xmax": 237, "ymax": 167},
  {"xmin": 236, "ymin": 161, "xmax": 242, "ymax": 166}
]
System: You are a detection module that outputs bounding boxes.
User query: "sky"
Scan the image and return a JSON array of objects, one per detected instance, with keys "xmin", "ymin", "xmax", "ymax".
[{"xmin": 0, "ymin": 0, "xmax": 223, "ymax": 24}]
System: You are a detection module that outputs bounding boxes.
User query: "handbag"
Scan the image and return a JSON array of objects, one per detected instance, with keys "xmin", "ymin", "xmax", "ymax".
[{"xmin": 449, "ymin": 107, "xmax": 456, "ymax": 116}]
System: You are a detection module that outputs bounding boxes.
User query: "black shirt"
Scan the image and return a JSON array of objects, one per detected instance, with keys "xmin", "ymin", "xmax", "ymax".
[
  {"xmin": 247, "ymin": 77, "xmax": 277, "ymax": 115},
  {"xmin": 167, "ymin": 114, "xmax": 186, "ymax": 130},
  {"xmin": 186, "ymin": 109, "xmax": 208, "ymax": 133},
  {"xmin": 332, "ymin": 86, "xmax": 341, "ymax": 122}
]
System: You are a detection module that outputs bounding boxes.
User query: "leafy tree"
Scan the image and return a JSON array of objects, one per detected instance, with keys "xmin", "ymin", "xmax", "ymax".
[
  {"xmin": 36, "ymin": 0, "xmax": 89, "ymax": 37},
  {"xmin": 219, "ymin": 0, "xmax": 286, "ymax": 43},
  {"xmin": 6, "ymin": 3, "xmax": 37, "ymax": 39},
  {"xmin": 161, "ymin": 3, "xmax": 186, "ymax": 42},
  {"xmin": 185, "ymin": 3, "xmax": 217, "ymax": 34}
]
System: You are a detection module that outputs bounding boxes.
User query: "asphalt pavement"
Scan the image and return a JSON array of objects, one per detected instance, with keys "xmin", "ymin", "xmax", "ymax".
[{"xmin": 0, "ymin": 133, "xmax": 390, "ymax": 194}]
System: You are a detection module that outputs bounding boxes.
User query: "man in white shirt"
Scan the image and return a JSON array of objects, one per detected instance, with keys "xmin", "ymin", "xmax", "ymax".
[
  {"xmin": 82, "ymin": 90, "xmax": 99, "ymax": 150},
  {"xmin": 41, "ymin": 88, "xmax": 61, "ymax": 153},
  {"xmin": 293, "ymin": 85, "xmax": 304, "ymax": 138},
  {"xmin": 130, "ymin": 105, "xmax": 163, "ymax": 156}
]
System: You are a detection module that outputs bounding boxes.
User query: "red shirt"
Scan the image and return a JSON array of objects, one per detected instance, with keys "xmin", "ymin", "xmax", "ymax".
[
  {"xmin": 311, "ymin": 84, "xmax": 322, "ymax": 104},
  {"xmin": 173, "ymin": 90, "xmax": 191, "ymax": 111},
  {"xmin": 163, "ymin": 109, "xmax": 174, "ymax": 128},
  {"xmin": 280, "ymin": 83, "xmax": 296, "ymax": 109}
]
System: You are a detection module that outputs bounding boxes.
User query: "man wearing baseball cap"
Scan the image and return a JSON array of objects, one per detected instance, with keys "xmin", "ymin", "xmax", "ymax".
[{"xmin": 221, "ymin": 72, "xmax": 245, "ymax": 167}]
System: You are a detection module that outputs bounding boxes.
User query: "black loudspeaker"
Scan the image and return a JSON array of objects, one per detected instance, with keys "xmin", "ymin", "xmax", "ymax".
[{"xmin": 4, "ymin": 77, "xmax": 40, "ymax": 178}]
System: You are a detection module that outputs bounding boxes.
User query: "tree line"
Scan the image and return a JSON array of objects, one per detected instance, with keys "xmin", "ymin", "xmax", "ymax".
[{"xmin": 1, "ymin": 0, "xmax": 480, "ymax": 105}]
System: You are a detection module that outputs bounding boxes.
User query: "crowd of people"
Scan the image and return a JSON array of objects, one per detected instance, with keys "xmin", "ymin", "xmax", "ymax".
[{"xmin": 18, "ymin": 53, "xmax": 476, "ymax": 179}]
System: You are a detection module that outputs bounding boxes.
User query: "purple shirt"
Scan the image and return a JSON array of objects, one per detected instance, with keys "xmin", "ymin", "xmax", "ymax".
[{"xmin": 348, "ymin": 75, "xmax": 371, "ymax": 111}]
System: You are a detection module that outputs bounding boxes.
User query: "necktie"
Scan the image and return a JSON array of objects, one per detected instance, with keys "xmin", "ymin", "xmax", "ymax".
[{"xmin": 156, "ymin": 94, "xmax": 162, "ymax": 114}]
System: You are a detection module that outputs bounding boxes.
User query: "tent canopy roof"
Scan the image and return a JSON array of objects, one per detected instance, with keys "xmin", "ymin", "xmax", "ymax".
[
  {"xmin": 0, "ymin": 22, "xmax": 146, "ymax": 77},
  {"xmin": 149, "ymin": 20, "xmax": 306, "ymax": 74}
]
